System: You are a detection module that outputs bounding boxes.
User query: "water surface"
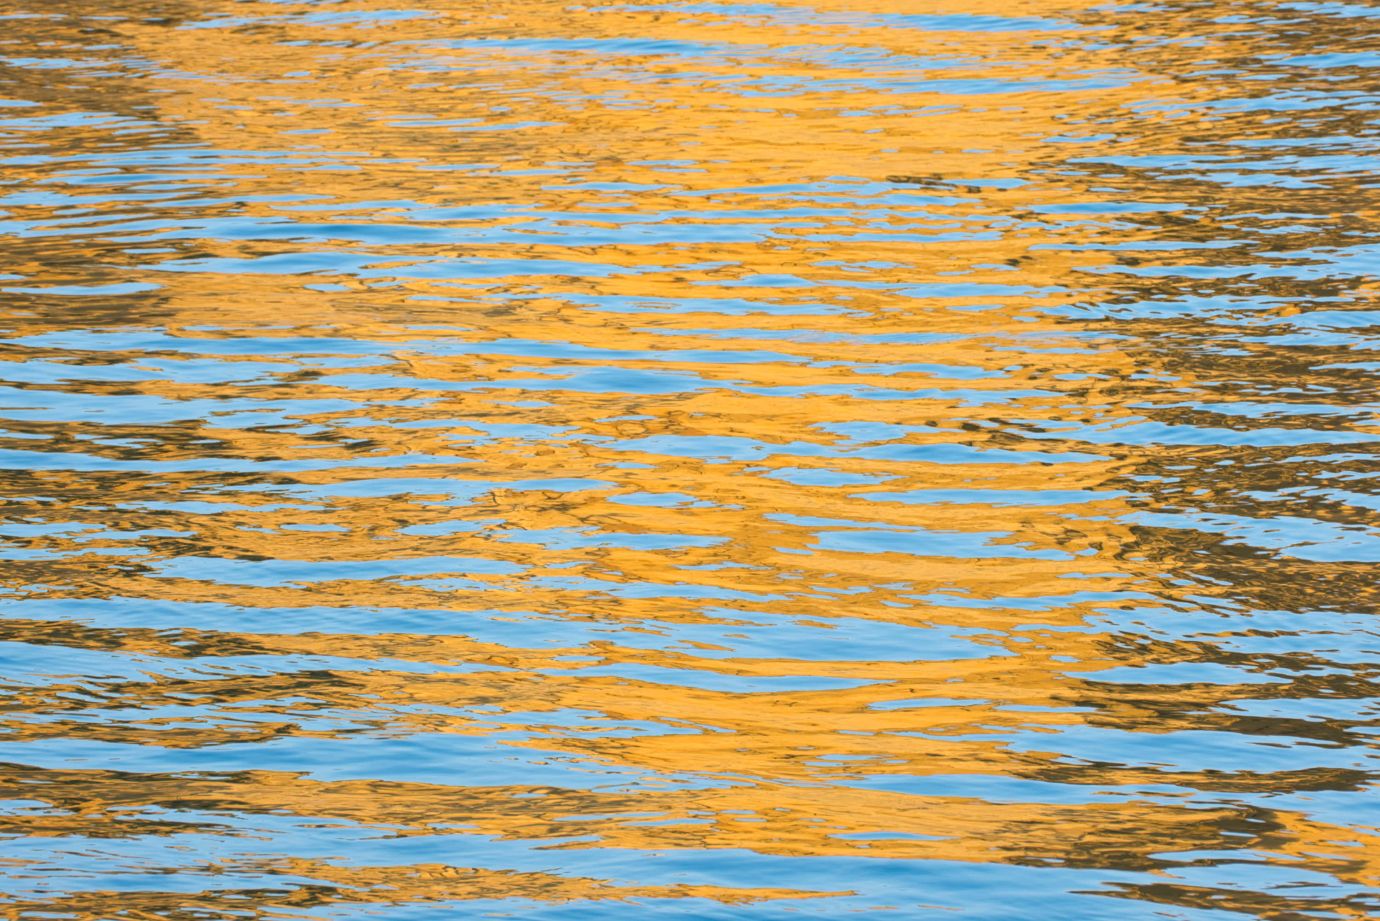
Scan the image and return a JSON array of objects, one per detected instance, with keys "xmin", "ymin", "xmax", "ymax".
[{"xmin": 1, "ymin": 1, "xmax": 1378, "ymax": 918}]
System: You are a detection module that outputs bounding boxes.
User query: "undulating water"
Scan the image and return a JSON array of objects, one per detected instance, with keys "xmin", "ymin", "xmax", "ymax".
[{"xmin": 1, "ymin": 1, "xmax": 1378, "ymax": 918}]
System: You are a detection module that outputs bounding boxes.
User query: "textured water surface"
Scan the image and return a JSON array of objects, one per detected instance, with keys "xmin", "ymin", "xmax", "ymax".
[{"xmin": 1, "ymin": 1, "xmax": 1378, "ymax": 918}]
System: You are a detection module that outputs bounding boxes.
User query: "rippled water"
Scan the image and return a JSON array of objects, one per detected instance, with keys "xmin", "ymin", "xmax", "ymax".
[{"xmin": 1, "ymin": 1, "xmax": 1378, "ymax": 918}]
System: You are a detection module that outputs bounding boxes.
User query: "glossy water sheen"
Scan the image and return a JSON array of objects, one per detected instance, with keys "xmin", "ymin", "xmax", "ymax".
[{"xmin": 1, "ymin": 1, "xmax": 1378, "ymax": 918}]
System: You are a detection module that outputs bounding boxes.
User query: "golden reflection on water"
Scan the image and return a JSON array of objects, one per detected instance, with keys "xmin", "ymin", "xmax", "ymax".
[{"xmin": 1, "ymin": 0, "xmax": 1378, "ymax": 918}]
